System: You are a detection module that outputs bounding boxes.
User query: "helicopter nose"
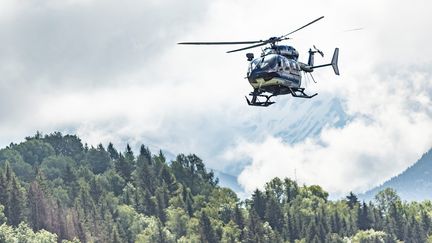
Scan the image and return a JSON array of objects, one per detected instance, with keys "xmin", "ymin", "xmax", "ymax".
[{"xmin": 250, "ymin": 69, "xmax": 278, "ymax": 82}]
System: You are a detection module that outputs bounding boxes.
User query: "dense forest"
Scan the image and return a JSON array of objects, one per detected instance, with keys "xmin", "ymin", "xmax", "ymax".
[{"xmin": 0, "ymin": 132, "xmax": 431, "ymax": 242}]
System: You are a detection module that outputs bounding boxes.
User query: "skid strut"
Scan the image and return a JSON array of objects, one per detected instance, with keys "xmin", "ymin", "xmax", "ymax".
[
  {"xmin": 245, "ymin": 87, "xmax": 317, "ymax": 106},
  {"xmin": 245, "ymin": 92, "xmax": 275, "ymax": 107},
  {"xmin": 288, "ymin": 87, "xmax": 317, "ymax": 98}
]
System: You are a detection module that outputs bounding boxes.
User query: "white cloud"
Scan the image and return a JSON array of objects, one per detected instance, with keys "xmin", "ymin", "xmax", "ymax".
[
  {"xmin": 227, "ymin": 67, "xmax": 432, "ymax": 196},
  {"xmin": 0, "ymin": 0, "xmax": 432, "ymax": 197}
]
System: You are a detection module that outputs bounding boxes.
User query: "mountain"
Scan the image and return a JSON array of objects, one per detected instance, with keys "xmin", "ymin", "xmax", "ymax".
[
  {"xmin": 219, "ymin": 96, "xmax": 349, "ymax": 194},
  {"xmin": 361, "ymin": 148, "xmax": 432, "ymax": 201},
  {"xmin": 274, "ymin": 96, "xmax": 348, "ymax": 144},
  {"xmin": 240, "ymin": 96, "xmax": 349, "ymax": 145}
]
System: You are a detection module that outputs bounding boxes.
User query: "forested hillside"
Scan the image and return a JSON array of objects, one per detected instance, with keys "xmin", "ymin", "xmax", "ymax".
[
  {"xmin": 362, "ymin": 149, "xmax": 432, "ymax": 201},
  {"xmin": 0, "ymin": 132, "xmax": 431, "ymax": 242}
]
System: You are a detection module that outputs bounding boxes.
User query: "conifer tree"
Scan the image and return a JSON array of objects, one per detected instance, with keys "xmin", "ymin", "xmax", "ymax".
[
  {"xmin": 244, "ymin": 209, "xmax": 265, "ymax": 243},
  {"xmin": 107, "ymin": 143, "xmax": 119, "ymax": 160},
  {"xmin": 346, "ymin": 192, "xmax": 359, "ymax": 209},
  {"xmin": 27, "ymin": 181, "xmax": 48, "ymax": 231},
  {"xmin": 233, "ymin": 204, "xmax": 245, "ymax": 240},
  {"xmin": 4, "ymin": 163, "xmax": 25, "ymax": 227},
  {"xmin": 199, "ymin": 212, "xmax": 217, "ymax": 243},
  {"xmin": 357, "ymin": 202, "xmax": 371, "ymax": 230},
  {"xmin": 115, "ymin": 153, "xmax": 134, "ymax": 182},
  {"xmin": 421, "ymin": 210, "xmax": 431, "ymax": 236},
  {"xmin": 265, "ymin": 195, "xmax": 284, "ymax": 232},
  {"xmin": 251, "ymin": 189, "xmax": 266, "ymax": 220}
]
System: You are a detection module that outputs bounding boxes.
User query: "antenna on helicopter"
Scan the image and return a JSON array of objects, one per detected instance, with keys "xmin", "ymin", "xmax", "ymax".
[{"xmin": 313, "ymin": 45, "xmax": 324, "ymax": 57}]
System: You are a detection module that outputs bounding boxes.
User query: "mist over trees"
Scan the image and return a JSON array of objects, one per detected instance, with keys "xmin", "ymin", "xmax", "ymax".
[{"xmin": 0, "ymin": 132, "xmax": 431, "ymax": 242}]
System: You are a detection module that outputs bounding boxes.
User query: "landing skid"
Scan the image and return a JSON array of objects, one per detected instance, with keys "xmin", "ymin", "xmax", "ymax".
[
  {"xmin": 245, "ymin": 93, "xmax": 275, "ymax": 107},
  {"xmin": 288, "ymin": 87, "xmax": 317, "ymax": 99},
  {"xmin": 245, "ymin": 87, "xmax": 317, "ymax": 106}
]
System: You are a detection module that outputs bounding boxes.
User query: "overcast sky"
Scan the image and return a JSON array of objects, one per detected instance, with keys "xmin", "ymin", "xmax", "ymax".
[{"xmin": 1, "ymin": 0, "xmax": 432, "ymax": 197}]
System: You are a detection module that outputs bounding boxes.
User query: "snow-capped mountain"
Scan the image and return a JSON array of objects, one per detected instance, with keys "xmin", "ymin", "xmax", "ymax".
[
  {"xmin": 220, "ymin": 95, "xmax": 350, "ymax": 193},
  {"xmin": 274, "ymin": 96, "xmax": 348, "ymax": 144},
  {"xmin": 239, "ymin": 95, "xmax": 349, "ymax": 145}
]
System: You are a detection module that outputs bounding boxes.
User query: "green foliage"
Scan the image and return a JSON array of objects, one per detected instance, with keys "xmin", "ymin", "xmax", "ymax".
[
  {"xmin": 166, "ymin": 206, "xmax": 189, "ymax": 239},
  {"xmin": 351, "ymin": 229, "xmax": 394, "ymax": 242},
  {"xmin": 221, "ymin": 221, "xmax": 241, "ymax": 243},
  {"xmin": 0, "ymin": 204, "xmax": 6, "ymax": 224},
  {"xmin": 0, "ymin": 149, "xmax": 34, "ymax": 182},
  {"xmin": 40, "ymin": 155, "xmax": 76, "ymax": 181},
  {"xmin": 375, "ymin": 188, "xmax": 401, "ymax": 214},
  {"xmin": 43, "ymin": 132, "xmax": 84, "ymax": 162},
  {"xmin": 135, "ymin": 217, "xmax": 175, "ymax": 243},
  {"xmin": 171, "ymin": 154, "xmax": 217, "ymax": 196},
  {"xmin": 346, "ymin": 192, "xmax": 360, "ymax": 209},
  {"xmin": 199, "ymin": 211, "xmax": 218, "ymax": 243},
  {"xmin": 85, "ymin": 144, "xmax": 111, "ymax": 174},
  {"xmin": 0, "ymin": 222, "xmax": 58, "ymax": 243},
  {"xmin": 14, "ymin": 138, "xmax": 55, "ymax": 166},
  {"xmin": 0, "ymin": 133, "xmax": 429, "ymax": 243}
]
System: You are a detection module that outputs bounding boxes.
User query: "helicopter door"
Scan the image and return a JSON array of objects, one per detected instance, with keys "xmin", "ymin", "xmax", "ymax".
[{"xmin": 289, "ymin": 60, "xmax": 300, "ymax": 76}]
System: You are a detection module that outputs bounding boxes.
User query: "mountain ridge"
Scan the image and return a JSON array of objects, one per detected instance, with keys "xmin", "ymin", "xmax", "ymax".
[{"xmin": 361, "ymin": 148, "xmax": 432, "ymax": 201}]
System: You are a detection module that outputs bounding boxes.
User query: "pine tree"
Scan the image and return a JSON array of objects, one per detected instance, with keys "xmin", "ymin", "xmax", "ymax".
[
  {"xmin": 357, "ymin": 202, "xmax": 371, "ymax": 230},
  {"xmin": 233, "ymin": 204, "xmax": 245, "ymax": 240},
  {"xmin": 199, "ymin": 212, "xmax": 218, "ymax": 243},
  {"xmin": 388, "ymin": 202, "xmax": 405, "ymax": 240},
  {"xmin": 346, "ymin": 192, "xmax": 359, "ymax": 209},
  {"xmin": 28, "ymin": 181, "xmax": 48, "ymax": 231},
  {"xmin": 264, "ymin": 195, "xmax": 284, "ymax": 232},
  {"xmin": 160, "ymin": 165, "xmax": 177, "ymax": 193},
  {"xmin": 137, "ymin": 145, "xmax": 152, "ymax": 166},
  {"xmin": 8, "ymin": 176, "xmax": 25, "ymax": 226},
  {"xmin": 306, "ymin": 217, "xmax": 318, "ymax": 242},
  {"xmin": 331, "ymin": 211, "xmax": 342, "ymax": 234},
  {"xmin": 142, "ymin": 189, "xmax": 157, "ymax": 216},
  {"xmin": 0, "ymin": 169, "xmax": 7, "ymax": 207},
  {"xmin": 244, "ymin": 209, "xmax": 265, "ymax": 243},
  {"xmin": 421, "ymin": 210, "xmax": 431, "ymax": 236},
  {"xmin": 283, "ymin": 178, "xmax": 299, "ymax": 203},
  {"xmin": 251, "ymin": 189, "xmax": 266, "ymax": 220},
  {"xmin": 55, "ymin": 199, "xmax": 67, "ymax": 241},
  {"xmin": 134, "ymin": 154, "xmax": 155, "ymax": 193},
  {"xmin": 155, "ymin": 183, "xmax": 169, "ymax": 223},
  {"xmin": 2, "ymin": 162, "xmax": 26, "ymax": 227},
  {"xmin": 107, "ymin": 142, "xmax": 119, "ymax": 160},
  {"xmin": 115, "ymin": 153, "xmax": 134, "ymax": 182},
  {"xmin": 111, "ymin": 224, "xmax": 122, "ymax": 243}
]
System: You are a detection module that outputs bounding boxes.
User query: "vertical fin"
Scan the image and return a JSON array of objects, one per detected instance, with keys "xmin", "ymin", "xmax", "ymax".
[{"xmin": 331, "ymin": 48, "xmax": 339, "ymax": 75}]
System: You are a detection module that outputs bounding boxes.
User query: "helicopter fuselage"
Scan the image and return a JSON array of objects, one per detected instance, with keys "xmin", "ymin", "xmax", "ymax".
[
  {"xmin": 177, "ymin": 16, "xmax": 339, "ymax": 106},
  {"xmin": 246, "ymin": 46, "xmax": 305, "ymax": 95}
]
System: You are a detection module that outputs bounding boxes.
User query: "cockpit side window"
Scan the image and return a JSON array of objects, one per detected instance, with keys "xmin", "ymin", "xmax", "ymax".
[
  {"xmin": 277, "ymin": 57, "xmax": 283, "ymax": 70},
  {"xmin": 284, "ymin": 59, "xmax": 290, "ymax": 70}
]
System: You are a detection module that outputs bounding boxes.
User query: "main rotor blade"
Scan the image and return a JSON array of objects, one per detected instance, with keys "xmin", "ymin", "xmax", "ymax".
[
  {"xmin": 280, "ymin": 16, "xmax": 324, "ymax": 39},
  {"xmin": 226, "ymin": 42, "xmax": 268, "ymax": 53},
  {"xmin": 178, "ymin": 40, "xmax": 264, "ymax": 45}
]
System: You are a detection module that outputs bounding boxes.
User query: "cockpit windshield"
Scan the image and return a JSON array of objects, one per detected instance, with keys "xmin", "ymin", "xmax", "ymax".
[{"xmin": 250, "ymin": 54, "xmax": 278, "ymax": 72}]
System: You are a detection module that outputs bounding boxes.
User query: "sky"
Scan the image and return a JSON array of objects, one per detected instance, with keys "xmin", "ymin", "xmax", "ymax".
[{"xmin": 0, "ymin": 0, "xmax": 432, "ymax": 197}]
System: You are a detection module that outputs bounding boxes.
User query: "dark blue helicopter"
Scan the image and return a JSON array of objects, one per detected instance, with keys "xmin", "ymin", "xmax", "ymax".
[{"xmin": 179, "ymin": 16, "xmax": 339, "ymax": 106}]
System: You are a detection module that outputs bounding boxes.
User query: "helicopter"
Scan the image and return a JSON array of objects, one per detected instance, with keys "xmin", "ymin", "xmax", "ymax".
[{"xmin": 178, "ymin": 16, "xmax": 339, "ymax": 106}]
